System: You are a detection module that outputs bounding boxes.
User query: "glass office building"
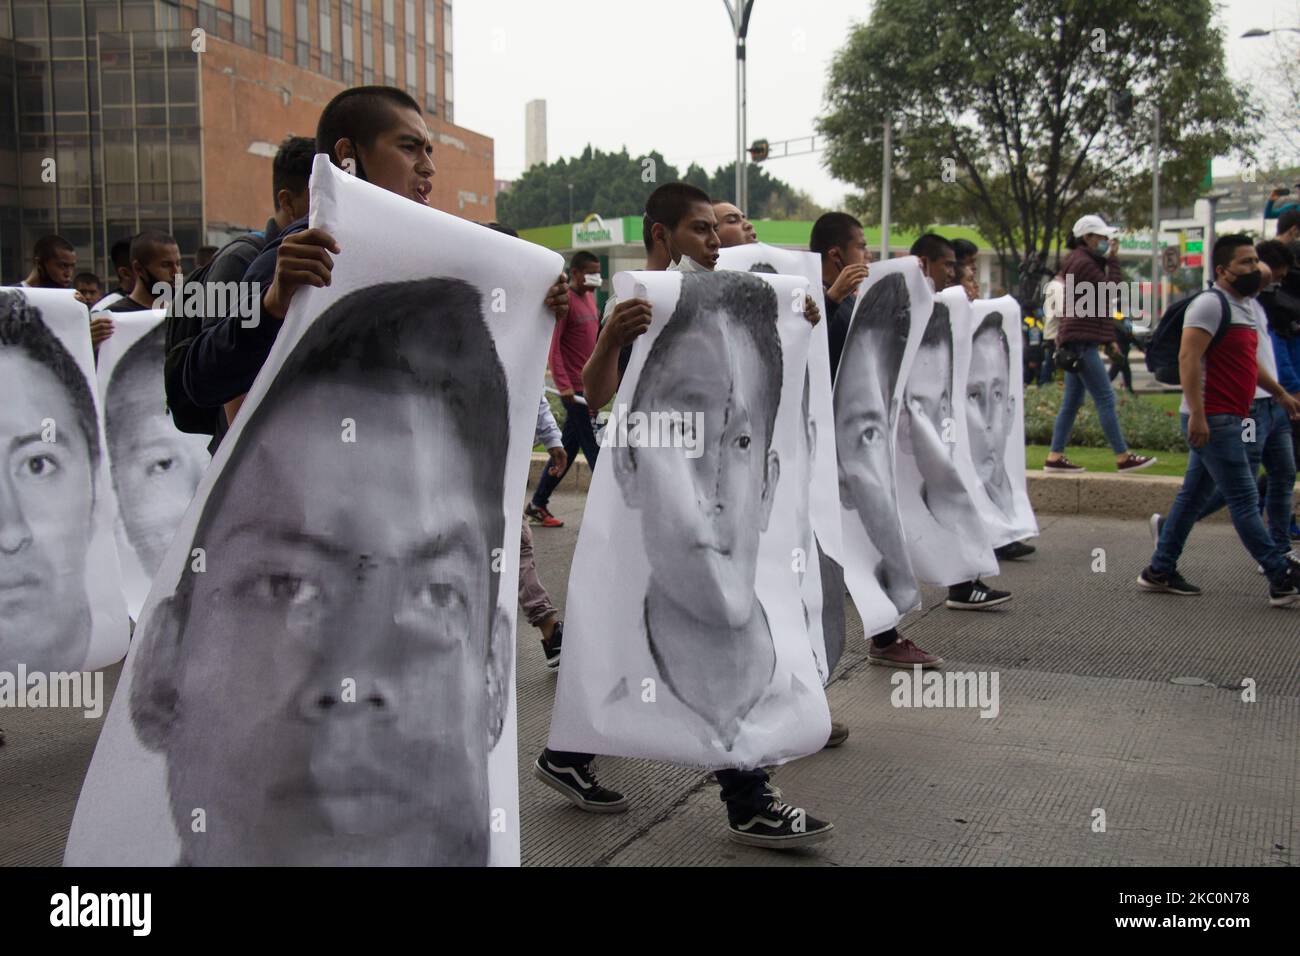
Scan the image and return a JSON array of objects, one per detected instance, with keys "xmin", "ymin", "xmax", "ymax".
[{"xmin": 0, "ymin": 0, "xmax": 456, "ymax": 280}]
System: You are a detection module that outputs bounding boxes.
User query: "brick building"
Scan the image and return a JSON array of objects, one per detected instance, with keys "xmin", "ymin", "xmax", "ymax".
[{"xmin": 0, "ymin": 0, "xmax": 494, "ymax": 281}]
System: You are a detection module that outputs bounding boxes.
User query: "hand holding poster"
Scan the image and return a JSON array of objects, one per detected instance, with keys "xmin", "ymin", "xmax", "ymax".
[
  {"xmin": 93, "ymin": 309, "xmax": 212, "ymax": 618},
  {"xmin": 548, "ymin": 268, "xmax": 830, "ymax": 770},
  {"xmin": 0, "ymin": 287, "xmax": 129, "ymax": 673},
  {"xmin": 896, "ymin": 286, "xmax": 997, "ymax": 586},
  {"xmin": 964, "ymin": 297, "xmax": 1038, "ymax": 546},
  {"xmin": 715, "ymin": 242, "xmax": 845, "ymax": 680},
  {"xmin": 65, "ymin": 157, "xmax": 561, "ymax": 866}
]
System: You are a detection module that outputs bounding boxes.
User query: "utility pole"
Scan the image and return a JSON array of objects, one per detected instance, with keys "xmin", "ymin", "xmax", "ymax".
[
  {"xmin": 722, "ymin": 1, "xmax": 755, "ymax": 210},
  {"xmin": 1150, "ymin": 105, "xmax": 1160, "ymax": 321},
  {"xmin": 880, "ymin": 118, "xmax": 892, "ymax": 259}
]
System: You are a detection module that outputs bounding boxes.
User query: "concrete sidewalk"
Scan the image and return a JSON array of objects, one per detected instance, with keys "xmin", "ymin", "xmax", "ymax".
[{"xmin": 1, "ymin": 492, "xmax": 1295, "ymax": 866}]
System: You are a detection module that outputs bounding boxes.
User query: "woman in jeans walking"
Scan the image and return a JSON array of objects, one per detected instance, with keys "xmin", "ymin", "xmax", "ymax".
[{"xmin": 1044, "ymin": 214, "xmax": 1156, "ymax": 474}]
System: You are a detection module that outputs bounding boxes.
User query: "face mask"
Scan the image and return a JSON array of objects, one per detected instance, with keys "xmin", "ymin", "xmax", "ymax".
[
  {"xmin": 1095, "ymin": 239, "xmax": 1110, "ymax": 256},
  {"xmin": 583, "ymin": 273, "xmax": 603, "ymax": 289},
  {"xmin": 669, "ymin": 253, "xmax": 709, "ymax": 273},
  {"xmin": 1228, "ymin": 269, "xmax": 1263, "ymax": 297}
]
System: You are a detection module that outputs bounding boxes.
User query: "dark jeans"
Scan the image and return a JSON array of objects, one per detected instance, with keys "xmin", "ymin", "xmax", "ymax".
[
  {"xmin": 531, "ymin": 395, "xmax": 600, "ymax": 508},
  {"xmin": 1195, "ymin": 398, "xmax": 1296, "ymax": 551},
  {"xmin": 1151, "ymin": 413, "xmax": 1291, "ymax": 583},
  {"xmin": 715, "ymin": 768, "xmax": 772, "ymax": 824},
  {"xmin": 1038, "ymin": 339, "xmax": 1055, "ymax": 385}
]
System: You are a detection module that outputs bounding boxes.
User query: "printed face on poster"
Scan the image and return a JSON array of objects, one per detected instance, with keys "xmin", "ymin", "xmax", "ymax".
[
  {"xmin": 715, "ymin": 242, "xmax": 844, "ymax": 680},
  {"xmin": 964, "ymin": 296, "xmax": 1038, "ymax": 546},
  {"xmin": 93, "ymin": 309, "xmax": 211, "ymax": 618},
  {"xmin": 66, "ymin": 158, "xmax": 560, "ymax": 866},
  {"xmin": 832, "ymin": 259, "xmax": 929, "ymax": 633},
  {"xmin": 895, "ymin": 286, "xmax": 996, "ymax": 586},
  {"xmin": 0, "ymin": 287, "xmax": 129, "ymax": 673},
  {"xmin": 547, "ymin": 268, "xmax": 830, "ymax": 769}
]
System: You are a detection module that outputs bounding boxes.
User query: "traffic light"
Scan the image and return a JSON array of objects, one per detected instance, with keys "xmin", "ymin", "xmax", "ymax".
[{"xmin": 748, "ymin": 139, "xmax": 769, "ymax": 162}]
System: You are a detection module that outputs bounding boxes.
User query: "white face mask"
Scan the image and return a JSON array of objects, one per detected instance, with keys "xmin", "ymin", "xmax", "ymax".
[
  {"xmin": 669, "ymin": 253, "xmax": 709, "ymax": 273},
  {"xmin": 583, "ymin": 273, "xmax": 603, "ymax": 289}
]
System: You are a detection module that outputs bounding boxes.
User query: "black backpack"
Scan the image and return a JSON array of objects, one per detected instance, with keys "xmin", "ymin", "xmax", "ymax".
[
  {"xmin": 163, "ymin": 233, "xmax": 265, "ymax": 435},
  {"xmin": 1144, "ymin": 288, "xmax": 1231, "ymax": 385}
]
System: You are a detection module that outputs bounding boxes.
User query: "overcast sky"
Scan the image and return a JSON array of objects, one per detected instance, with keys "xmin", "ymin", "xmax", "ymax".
[{"xmin": 454, "ymin": 0, "xmax": 1300, "ymax": 211}]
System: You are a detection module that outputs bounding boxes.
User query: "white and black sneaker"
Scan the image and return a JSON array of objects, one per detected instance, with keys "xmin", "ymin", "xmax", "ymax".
[
  {"xmin": 533, "ymin": 752, "xmax": 629, "ymax": 813},
  {"xmin": 945, "ymin": 579, "xmax": 1012, "ymax": 610},
  {"xmin": 727, "ymin": 794, "xmax": 834, "ymax": 849},
  {"xmin": 540, "ymin": 620, "xmax": 562, "ymax": 669},
  {"xmin": 1137, "ymin": 566, "xmax": 1202, "ymax": 596},
  {"xmin": 1267, "ymin": 566, "xmax": 1300, "ymax": 608}
]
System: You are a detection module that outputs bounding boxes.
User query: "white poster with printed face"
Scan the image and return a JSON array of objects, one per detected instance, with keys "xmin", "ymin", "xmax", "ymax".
[
  {"xmin": 716, "ymin": 242, "xmax": 845, "ymax": 681},
  {"xmin": 0, "ymin": 286, "xmax": 129, "ymax": 674},
  {"xmin": 94, "ymin": 309, "xmax": 212, "ymax": 619},
  {"xmin": 66, "ymin": 157, "xmax": 561, "ymax": 867},
  {"xmin": 547, "ymin": 268, "xmax": 831, "ymax": 770},
  {"xmin": 832, "ymin": 258, "xmax": 930, "ymax": 635},
  {"xmin": 964, "ymin": 297, "xmax": 1038, "ymax": 547},
  {"xmin": 896, "ymin": 286, "xmax": 997, "ymax": 586}
]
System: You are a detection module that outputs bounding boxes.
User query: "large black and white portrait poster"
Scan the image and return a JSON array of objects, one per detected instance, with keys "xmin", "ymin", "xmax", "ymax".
[
  {"xmin": 94, "ymin": 309, "xmax": 211, "ymax": 619},
  {"xmin": 716, "ymin": 242, "xmax": 845, "ymax": 681},
  {"xmin": 548, "ymin": 268, "xmax": 831, "ymax": 770},
  {"xmin": 896, "ymin": 286, "xmax": 997, "ymax": 586},
  {"xmin": 964, "ymin": 296, "xmax": 1038, "ymax": 546},
  {"xmin": 832, "ymin": 258, "xmax": 928, "ymax": 634},
  {"xmin": 0, "ymin": 286, "xmax": 129, "ymax": 673},
  {"xmin": 66, "ymin": 157, "xmax": 560, "ymax": 866}
]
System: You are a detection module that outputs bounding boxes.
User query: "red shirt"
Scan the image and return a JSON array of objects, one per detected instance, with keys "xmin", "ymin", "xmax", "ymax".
[
  {"xmin": 1203, "ymin": 324, "xmax": 1258, "ymax": 417},
  {"xmin": 548, "ymin": 288, "xmax": 598, "ymax": 393}
]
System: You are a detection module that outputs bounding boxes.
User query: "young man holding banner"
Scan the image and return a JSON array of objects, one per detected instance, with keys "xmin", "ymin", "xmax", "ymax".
[
  {"xmin": 184, "ymin": 86, "xmax": 570, "ymax": 431},
  {"xmin": 536, "ymin": 183, "xmax": 836, "ymax": 849}
]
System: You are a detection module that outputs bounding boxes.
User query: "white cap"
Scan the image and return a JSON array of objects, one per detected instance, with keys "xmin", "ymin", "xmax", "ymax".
[{"xmin": 1071, "ymin": 214, "xmax": 1118, "ymax": 239}]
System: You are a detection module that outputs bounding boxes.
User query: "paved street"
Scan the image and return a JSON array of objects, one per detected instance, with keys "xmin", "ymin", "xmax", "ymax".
[{"xmin": 2, "ymin": 491, "xmax": 1296, "ymax": 866}]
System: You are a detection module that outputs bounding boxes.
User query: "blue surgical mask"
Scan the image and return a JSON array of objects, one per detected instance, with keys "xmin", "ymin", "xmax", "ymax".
[{"xmin": 1096, "ymin": 239, "xmax": 1111, "ymax": 256}]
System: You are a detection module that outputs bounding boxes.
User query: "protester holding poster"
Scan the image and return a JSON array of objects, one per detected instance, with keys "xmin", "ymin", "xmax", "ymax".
[{"xmin": 65, "ymin": 111, "xmax": 565, "ymax": 867}]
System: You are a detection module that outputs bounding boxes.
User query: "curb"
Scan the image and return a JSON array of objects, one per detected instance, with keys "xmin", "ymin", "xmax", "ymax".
[
  {"xmin": 1027, "ymin": 470, "xmax": 1226, "ymax": 522},
  {"xmin": 526, "ymin": 453, "xmax": 1209, "ymax": 523}
]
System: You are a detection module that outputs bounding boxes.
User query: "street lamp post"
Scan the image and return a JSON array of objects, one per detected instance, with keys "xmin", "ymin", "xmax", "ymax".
[
  {"xmin": 567, "ymin": 183, "xmax": 574, "ymax": 224},
  {"xmin": 1151, "ymin": 105, "xmax": 1160, "ymax": 321},
  {"xmin": 880, "ymin": 118, "xmax": 892, "ymax": 259},
  {"xmin": 722, "ymin": 1, "xmax": 756, "ymax": 211}
]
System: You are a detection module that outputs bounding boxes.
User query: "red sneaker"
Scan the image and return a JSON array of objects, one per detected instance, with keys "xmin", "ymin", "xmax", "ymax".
[
  {"xmin": 867, "ymin": 638, "xmax": 943, "ymax": 669},
  {"xmin": 525, "ymin": 503, "xmax": 564, "ymax": 528}
]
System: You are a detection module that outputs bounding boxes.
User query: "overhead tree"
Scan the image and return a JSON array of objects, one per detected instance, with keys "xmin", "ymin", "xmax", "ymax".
[
  {"xmin": 497, "ymin": 146, "xmax": 822, "ymax": 230},
  {"xmin": 818, "ymin": 0, "xmax": 1258, "ymax": 305}
]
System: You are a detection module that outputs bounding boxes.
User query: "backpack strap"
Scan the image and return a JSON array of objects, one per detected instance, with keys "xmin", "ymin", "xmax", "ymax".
[{"xmin": 1205, "ymin": 287, "xmax": 1233, "ymax": 351}]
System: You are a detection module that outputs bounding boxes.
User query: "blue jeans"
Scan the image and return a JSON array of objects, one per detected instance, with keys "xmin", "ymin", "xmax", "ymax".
[
  {"xmin": 1196, "ymin": 398, "xmax": 1296, "ymax": 551},
  {"xmin": 1151, "ymin": 413, "xmax": 1291, "ymax": 583},
  {"xmin": 1049, "ymin": 344, "xmax": 1128, "ymax": 455},
  {"xmin": 531, "ymin": 395, "xmax": 601, "ymax": 508}
]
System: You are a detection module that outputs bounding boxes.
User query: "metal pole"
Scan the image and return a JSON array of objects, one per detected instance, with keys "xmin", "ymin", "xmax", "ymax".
[
  {"xmin": 880, "ymin": 118, "xmax": 892, "ymax": 258},
  {"xmin": 743, "ymin": 45, "xmax": 754, "ymax": 210},
  {"xmin": 723, "ymin": 1, "xmax": 754, "ymax": 209},
  {"xmin": 1150, "ymin": 105, "xmax": 1160, "ymax": 321}
]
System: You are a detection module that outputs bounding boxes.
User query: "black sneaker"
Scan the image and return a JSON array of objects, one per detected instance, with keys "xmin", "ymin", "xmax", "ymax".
[
  {"xmin": 1043, "ymin": 456, "xmax": 1085, "ymax": 473},
  {"xmin": 540, "ymin": 620, "xmax": 562, "ymax": 669},
  {"xmin": 945, "ymin": 579, "xmax": 1012, "ymax": 610},
  {"xmin": 1136, "ymin": 566, "xmax": 1202, "ymax": 596},
  {"xmin": 1268, "ymin": 567, "xmax": 1300, "ymax": 608},
  {"xmin": 533, "ymin": 753, "xmax": 629, "ymax": 813},
  {"xmin": 994, "ymin": 540, "xmax": 1036, "ymax": 560},
  {"xmin": 727, "ymin": 793, "xmax": 834, "ymax": 849}
]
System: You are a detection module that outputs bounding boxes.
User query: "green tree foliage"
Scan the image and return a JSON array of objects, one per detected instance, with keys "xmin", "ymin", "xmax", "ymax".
[
  {"xmin": 818, "ymin": 0, "xmax": 1258, "ymax": 304},
  {"xmin": 496, "ymin": 146, "xmax": 822, "ymax": 229}
]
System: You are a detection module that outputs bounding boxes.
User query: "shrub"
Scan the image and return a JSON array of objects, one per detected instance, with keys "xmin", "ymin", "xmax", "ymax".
[{"xmin": 1023, "ymin": 383, "xmax": 1187, "ymax": 452}]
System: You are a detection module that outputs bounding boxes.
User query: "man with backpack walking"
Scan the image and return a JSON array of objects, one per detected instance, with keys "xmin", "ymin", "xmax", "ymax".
[{"xmin": 1139, "ymin": 235, "xmax": 1300, "ymax": 607}]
